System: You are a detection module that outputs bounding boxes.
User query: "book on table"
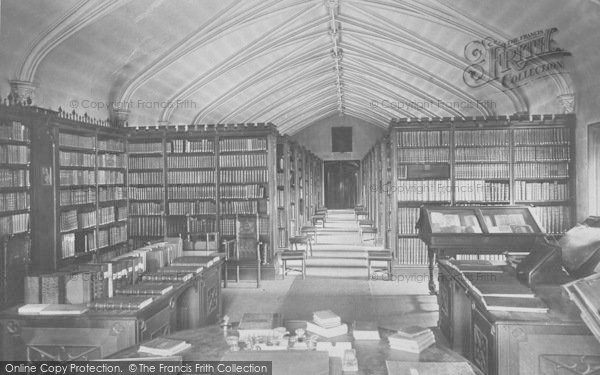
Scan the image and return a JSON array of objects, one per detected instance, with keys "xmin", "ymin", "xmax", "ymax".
[
  {"xmin": 237, "ymin": 313, "xmax": 282, "ymax": 339},
  {"xmin": 352, "ymin": 321, "xmax": 381, "ymax": 340},
  {"xmin": 388, "ymin": 328, "xmax": 435, "ymax": 353},
  {"xmin": 19, "ymin": 304, "xmax": 88, "ymax": 315},
  {"xmin": 87, "ymin": 295, "xmax": 154, "ymax": 311},
  {"xmin": 482, "ymin": 295, "xmax": 548, "ymax": 313},
  {"xmin": 115, "ymin": 282, "xmax": 174, "ymax": 296},
  {"xmin": 312, "ymin": 309, "xmax": 342, "ymax": 328},
  {"xmin": 171, "ymin": 255, "xmax": 219, "ymax": 268},
  {"xmin": 138, "ymin": 337, "xmax": 191, "ymax": 356},
  {"xmin": 141, "ymin": 272, "xmax": 193, "ymax": 283},
  {"xmin": 306, "ymin": 321, "xmax": 349, "ymax": 338},
  {"xmin": 157, "ymin": 265, "xmax": 203, "ymax": 275}
]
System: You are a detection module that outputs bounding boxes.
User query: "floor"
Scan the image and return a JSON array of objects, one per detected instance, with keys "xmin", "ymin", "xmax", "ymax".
[{"xmin": 222, "ymin": 209, "xmax": 438, "ymax": 330}]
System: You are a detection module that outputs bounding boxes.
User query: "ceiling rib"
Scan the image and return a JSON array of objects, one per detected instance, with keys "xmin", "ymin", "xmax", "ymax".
[
  {"xmin": 324, "ymin": 0, "xmax": 346, "ymax": 116},
  {"xmin": 117, "ymin": 0, "xmax": 309, "ymax": 105},
  {"xmin": 159, "ymin": 6, "xmax": 327, "ymax": 123},
  {"xmin": 192, "ymin": 39, "xmax": 330, "ymax": 123},
  {"xmin": 15, "ymin": 0, "xmax": 132, "ymax": 83},
  {"xmin": 203, "ymin": 59, "xmax": 331, "ymax": 124}
]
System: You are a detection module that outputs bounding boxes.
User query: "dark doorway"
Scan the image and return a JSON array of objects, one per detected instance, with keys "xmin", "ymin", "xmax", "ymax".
[{"xmin": 324, "ymin": 161, "xmax": 359, "ymax": 209}]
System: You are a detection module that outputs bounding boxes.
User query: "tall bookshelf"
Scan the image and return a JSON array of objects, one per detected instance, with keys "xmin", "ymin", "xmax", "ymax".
[
  {"xmin": 364, "ymin": 114, "xmax": 575, "ymax": 265},
  {"xmin": 275, "ymin": 138, "xmax": 288, "ymax": 249},
  {"xmin": 166, "ymin": 133, "xmax": 217, "ymax": 239},
  {"xmin": 0, "ymin": 116, "xmax": 32, "ymax": 307},
  {"xmin": 127, "ymin": 133, "xmax": 166, "ymax": 249}
]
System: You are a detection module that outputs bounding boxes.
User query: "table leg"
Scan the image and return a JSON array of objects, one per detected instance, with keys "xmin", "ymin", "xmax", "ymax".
[{"xmin": 428, "ymin": 248, "xmax": 437, "ymax": 295}]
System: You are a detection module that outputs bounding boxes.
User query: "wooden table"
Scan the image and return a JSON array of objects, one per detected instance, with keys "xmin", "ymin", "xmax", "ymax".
[
  {"xmin": 0, "ymin": 260, "xmax": 222, "ymax": 360},
  {"xmin": 108, "ymin": 320, "xmax": 480, "ymax": 375}
]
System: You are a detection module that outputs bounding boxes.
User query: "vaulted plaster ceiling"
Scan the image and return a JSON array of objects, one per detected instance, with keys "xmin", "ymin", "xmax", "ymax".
[{"xmin": 1, "ymin": 0, "xmax": 598, "ymax": 134}]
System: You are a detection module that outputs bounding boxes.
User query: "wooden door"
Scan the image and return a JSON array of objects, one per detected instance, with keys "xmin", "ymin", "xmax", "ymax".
[{"xmin": 324, "ymin": 161, "xmax": 359, "ymax": 209}]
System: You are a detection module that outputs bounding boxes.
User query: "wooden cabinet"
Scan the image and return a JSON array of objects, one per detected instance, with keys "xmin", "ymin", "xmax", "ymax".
[
  {"xmin": 438, "ymin": 262, "xmax": 600, "ymax": 375},
  {"xmin": 0, "ymin": 261, "xmax": 222, "ymax": 360}
]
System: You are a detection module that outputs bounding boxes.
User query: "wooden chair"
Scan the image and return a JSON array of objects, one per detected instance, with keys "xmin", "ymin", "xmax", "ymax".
[
  {"xmin": 222, "ymin": 214, "xmax": 262, "ymax": 288},
  {"xmin": 312, "ymin": 213, "xmax": 326, "ymax": 228},
  {"xmin": 367, "ymin": 250, "xmax": 393, "ymax": 278},
  {"xmin": 279, "ymin": 250, "xmax": 306, "ymax": 279},
  {"xmin": 360, "ymin": 226, "xmax": 378, "ymax": 244},
  {"xmin": 289, "ymin": 235, "xmax": 312, "ymax": 256}
]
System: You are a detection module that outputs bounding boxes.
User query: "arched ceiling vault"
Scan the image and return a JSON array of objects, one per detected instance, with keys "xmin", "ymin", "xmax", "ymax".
[{"xmin": 2, "ymin": 0, "xmax": 580, "ymax": 135}]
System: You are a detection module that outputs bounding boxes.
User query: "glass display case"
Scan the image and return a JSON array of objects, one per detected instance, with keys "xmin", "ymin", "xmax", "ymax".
[{"xmin": 418, "ymin": 206, "xmax": 545, "ymax": 251}]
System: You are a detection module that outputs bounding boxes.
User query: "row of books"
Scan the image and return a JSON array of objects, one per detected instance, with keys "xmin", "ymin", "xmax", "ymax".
[
  {"xmin": 189, "ymin": 217, "xmax": 217, "ymax": 233},
  {"xmin": 455, "ymin": 147, "xmax": 509, "ymax": 162},
  {"xmin": 99, "ymin": 186, "xmax": 126, "ymax": 201},
  {"xmin": 514, "ymin": 181, "xmax": 569, "ymax": 202},
  {"xmin": 514, "ymin": 146, "xmax": 570, "ymax": 161},
  {"xmin": 454, "ymin": 129, "xmax": 509, "ymax": 146},
  {"xmin": 98, "ymin": 153, "xmax": 126, "ymax": 168},
  {"xmin": 455, "ymin": 254, "xmax": 505, "ymax": 261},
  {"xmin": 168, "ymin": 185, "xmax": 215, "ymax": 200},
  {"xmin": 60, "ymin": 210, "xmax": 79, "ymax": 232},
  {"xmin": 276, "ymin": 172, "xmax": 285, "ymax": 186},
  {"xmin": 59, "ymin": 151, "xmax": 95, "ymax": 167},
  {"xmin": 0, "ymin": 212, "xmax": 29, "ymax": 235},
  {"xmin": 219, "ymin": 184, "xmax": 265, "ymax": 199},
  {"xmin": 397, "ymin": 148, "xmax": 449, "ymax": 163},
  {"xmin": 398, "ymin": 207, "xmax": 420, "ymax": 234},
  {"xmin": 78, "ymin": 210, "xmax": 100, "ymax": 230},
  {"xmin": 169, "ymin": 139, "xmax": 214, "ymax": 153},
  {"xmin": 129, "ymin": 171, "xmax": 162, "ymax": 185},
  {"xmin": 129, "ymin": 156, "xmax": 163, "ymax": 170},
  {"xmin": 117, "ymin": 205, "xmax": 128, "ymax": 221},
  {"xmin": 220, "ymin": 169, "xmax": 268, "ymax": 184},
  {"xmin": 0, "ymin": 191, "xmax": 30, "ymax": 212},
  {"xmin": 168, "ymin": 201, "xmax": 217, "ymax": 215},
  {"xmin": 219, "ymin": 154, "xmax": 267, "ymax": 168},
  {"xmin": 130, "ymin": 202, "xmax": 163, "ymax": 216},
  {"xmin": 259, "ymin": 216, "xmax": 269, "ymax": 235},
  {"xmin": 97, "ymin": 170, "xmax": 124, "ymax": 185},
  {"xmin": 219, "ymin": 201, "xmax": 259, "ymax": 215},
  {"xmin": 219, "ymin": 138, "xmax": 267, "ymax": 152},
  {"xmin": 397, "ymin": 130, "xmax": 450, "ymax": 147},
  {"xmin": 166, "ymin": 218, "xmax": 186, "ymax": 236},
  {"xmin": 59, "ymin": 169, "xmax": 95, "ymax": 186},
  {"xmin": 513, "ymin": 128, "xmax": 569, "ymax": 145},
  {"xmin": 277, "ymin": 189, "xmax": 285, "ymax": 207},
  {"xmin": 60, "ymin": 231, "xmax": 96, "ymax": 258},
  {"xmin": 455, "ymin": 163, "xmax": 509, "ymax": 179},
  {"xmin": 168, "ymin": 170, "xmax": 215, "ymax": 184},
  {"xmin": 397, "ymin": 237, "xmax": 428, "ymax": 264},
  {"xmin": 129, "ymin": 186, "xmax": 164, "ymax": 200},
  {"xmin": 0, "ymin": 121, "xmax": 29, "ymax": 141},
  {"xmin": 454, "ymin": 180, "xmax": 510, "ymax": 202},
  {"xmin": 106, "ymin": 224, "xmax": 127, "ymax": 246},
  {"xmin": 167, "ymin": 155, "xmax": 215, "ymax": 169},
  {"xmin": 128, "ymin": 142, "xmax": 163, "ymax": 154},
  {"xmin": 0, "ymin": 144, "xmax": 30, "ymax": 164},
  {"xmin": 60, "ymin": 188, "xmax": 95, "ymax": 206},
  {"xmin": 530, "ymin": 205, "xmax": 571, "ymax": 234},
  {"xmin": 98, "ymin": 206, "xmax": 116, "ymax": 225},
  {"xmin": 0, "ymin": 169, "xmax": 29, "ymax": 188},
  {"xmin": 59, "ymin": 133, "xmax": 95, "ymax": 149},
  {"xmin": 129, "ymin": 216, "xmax": 164, "ymax": 236},
  {"xmin": 220, "ymin": 218, "xmax": 236, "ymax": 236},
  {"xmin": 514, "ymin": 162, "xmax": 569, "ymax": 179},
  {"xmin": 396, "ymin": 180, "xmax": 452, "ymax": 202},
  {"xmin": 98, "ymin": 138, "xmax": 125, "ymax": 153}
]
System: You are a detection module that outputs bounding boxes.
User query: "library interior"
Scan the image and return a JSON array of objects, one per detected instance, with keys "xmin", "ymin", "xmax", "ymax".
[{"xmin": 0, "ymin": 1, "xmax": 600, "ymax": 374}]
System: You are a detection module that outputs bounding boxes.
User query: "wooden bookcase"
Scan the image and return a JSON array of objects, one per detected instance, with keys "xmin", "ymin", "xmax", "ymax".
[
  {"xmin": 362, "ymin": 114, "xmax": 576, "ymax": 265},
  {"xmin": 0, "ymin": 112, "xmax": 32, "ymax": 308}
]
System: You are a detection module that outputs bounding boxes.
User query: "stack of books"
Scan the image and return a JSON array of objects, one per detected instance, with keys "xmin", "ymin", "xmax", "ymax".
[
  {"xmin": 306, "ymin": 310, "xmax": 348, "ymax": 338},
  {"xmin": 18, "ymin": 304, "xmax": 88, "ymax": 316},
  {"xmin": 138, "ymin": 337, "xmax": 191, "ymax": 356},
  {"xmin": 115, "ymin": 282, "xmax": 174, "ymax": 296},
  {"xmin": 352, "ymin": 321, "xmax": 380, "ymax": 340},
  {"xmin": 388, "ymin": 326, "xmax": 435, "ymax": 354}
]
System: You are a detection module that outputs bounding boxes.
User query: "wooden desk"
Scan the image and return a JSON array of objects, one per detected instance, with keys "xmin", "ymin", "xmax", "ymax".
[
  {"xmin": 0, "ymin": 260, "xmax": 222, "ymax": 360},
  {"xmin": 109, "ymin": 321, "xmax": 479, "ymax": 375},
  {"xmin": 437, "ymin": 261, "xmax": 600, "ymax": 375}
]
